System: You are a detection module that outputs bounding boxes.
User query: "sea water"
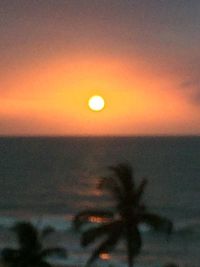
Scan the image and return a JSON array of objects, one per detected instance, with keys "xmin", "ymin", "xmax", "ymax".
[{"xmin": 0, "ymin": 136, "xmax": 199, "ymax": 267}]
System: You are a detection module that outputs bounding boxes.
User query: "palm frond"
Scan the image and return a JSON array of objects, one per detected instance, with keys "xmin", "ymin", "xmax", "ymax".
[
  {"xmin": 41, "ymin": 247, "xmax": 67, "ymax": 258},
  {"xmin": 73, "ymin": 209, "xmax": 114, "ymax": 230},
  {"xmin": 141, "ymin": 213, "xmax": 173, "ymax": 235},
  {"xmin": 98, "ymin": 176, "xmax": 123, "ymax": 202},
  {"xmin": 109, "ymin": 163, "xmax": 135, "ymax": 195},
  {"xmin": 133, "ymin": 178, "xmax": 148, "ymax": 204},
  {"xmin": 81, "ymin": 220, "xmax": 122, "ymax": 247},
  {"xmin": 12, "ymin": 222, "xmax": 41, "ymax": 250}
]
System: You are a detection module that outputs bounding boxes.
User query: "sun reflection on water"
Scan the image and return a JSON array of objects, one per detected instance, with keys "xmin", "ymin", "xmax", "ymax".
[
  {"xmin": 88, "ymin": 216, "xmax": 111, "ymax": 223},
  {"xmin": 99, "ymin": 252, "xmax": 111, "ymax": 261}
]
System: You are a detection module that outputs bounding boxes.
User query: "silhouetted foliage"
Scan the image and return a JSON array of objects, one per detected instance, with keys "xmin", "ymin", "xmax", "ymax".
[
  {"xmin": 73, "ymin": 163, "xmax": 173, "ymax": 267},
  {"xmin": 1, "ymin": 221, "xmax": 67, "ymax": 267},
  {"xmin": 163, "ymin": 263, "xmax": 179, "ymax": 267}
]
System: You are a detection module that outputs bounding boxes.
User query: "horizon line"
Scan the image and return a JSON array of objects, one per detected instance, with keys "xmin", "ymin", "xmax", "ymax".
[{"xmin": 0, "ymin": 134, "xmax": 199, "ymax": 138}]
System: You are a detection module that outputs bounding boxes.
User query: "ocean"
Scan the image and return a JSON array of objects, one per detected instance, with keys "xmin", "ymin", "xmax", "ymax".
[{"xmin": 0, "ymin": 136, "xmax": 199, "ymax": 267}]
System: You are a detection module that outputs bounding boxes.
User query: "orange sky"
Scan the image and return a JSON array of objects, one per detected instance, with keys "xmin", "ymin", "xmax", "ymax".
[{"xmin": 1, "ymin": 1, "xmax": 200, "ymax": 135}]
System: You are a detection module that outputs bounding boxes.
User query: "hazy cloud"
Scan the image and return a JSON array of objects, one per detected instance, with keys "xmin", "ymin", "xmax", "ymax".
[{"xmin": 180, "ymin": 79, "xmax": 200, "ymax": 105}]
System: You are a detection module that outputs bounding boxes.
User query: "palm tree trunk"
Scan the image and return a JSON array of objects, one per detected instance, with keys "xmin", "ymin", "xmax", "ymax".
[
  {"xmin": 126, "ymin": 230, "xmax": 134, "ymax": 267},
  {"xmin": 127, "ymin": 246, "xmax": 134, "ymax": 267},
  {"xmin": 127, "ymin": 254, "xmax": 134, "ymax": 267}
]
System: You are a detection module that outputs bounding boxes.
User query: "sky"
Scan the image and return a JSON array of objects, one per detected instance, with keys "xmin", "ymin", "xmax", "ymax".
[{"xmin": 0, "ymin": 0, "xmax": 200, "ymax": 136}]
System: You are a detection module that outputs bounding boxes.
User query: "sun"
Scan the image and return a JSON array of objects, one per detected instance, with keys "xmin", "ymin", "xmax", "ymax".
[{"xmin": 88, "ymin": 95, "xmax": 105, "ymax": 112}]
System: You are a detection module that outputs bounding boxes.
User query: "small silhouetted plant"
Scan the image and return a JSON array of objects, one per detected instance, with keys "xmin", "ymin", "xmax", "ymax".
[
  {"xmin": 73, "ymin": 163, "xmax": 173, "ymax": 267},
  {"xmin": 1, "ymin": 221, "xmax": 67, "ymax": 267}
]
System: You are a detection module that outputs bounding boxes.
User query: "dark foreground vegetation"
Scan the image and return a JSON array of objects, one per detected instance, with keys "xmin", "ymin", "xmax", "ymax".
[
  {"xmin": 1, "ymin": 163, "xmax": 175, "ymax": 267},
  {"xmin": 1, "ymin": 222, "xmax": 66, "ymax": 267},
  {"xmin": 74, "ymin": 163, "xmax": 173, "ymax": 267}
]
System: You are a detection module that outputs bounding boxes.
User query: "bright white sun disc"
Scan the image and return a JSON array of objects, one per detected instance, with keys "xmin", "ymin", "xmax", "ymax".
[{"xmin": 88, "ymin": 95, "xmax": 105, "ymax": 111}]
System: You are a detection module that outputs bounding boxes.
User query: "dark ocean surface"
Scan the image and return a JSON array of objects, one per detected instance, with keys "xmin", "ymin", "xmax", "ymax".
[{"xmin": 0, "ymin": 136, "xmax": 199, "ymax": 267}]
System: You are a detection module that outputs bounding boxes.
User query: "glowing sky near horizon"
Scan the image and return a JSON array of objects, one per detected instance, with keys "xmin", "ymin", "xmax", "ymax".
[{"xmin": 0, "ymin": 0, "xmax": 200, "ymax": 135}]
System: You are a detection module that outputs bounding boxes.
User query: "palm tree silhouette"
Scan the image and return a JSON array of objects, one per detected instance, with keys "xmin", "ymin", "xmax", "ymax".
[
  {"xmin": 73, "ymin": 163, "xmax": 173, "ymax": 267},
  {"xmin": 1, "ymin": 221, "xmax": 67, "ymax": 267}
]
